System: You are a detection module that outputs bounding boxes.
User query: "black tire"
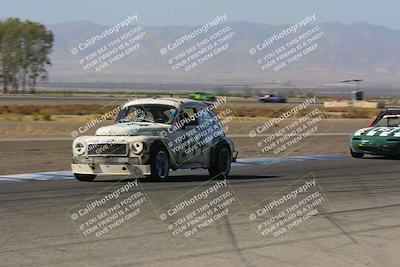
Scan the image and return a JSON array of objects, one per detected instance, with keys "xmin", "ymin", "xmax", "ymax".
[
  {"xmin": 208, "ymin": 144, "xmax": 232, "ymax": 177},
  {"xmin": 351, "ymin": 150, "xmax": 364, "ymax": 158},
  {"xmin": 150, "ymin": 146, "xmax": 170, "ymax": 181},
  {"xmin": 74, "ymin": 173, "xmax": 96, "ymax": 182}
]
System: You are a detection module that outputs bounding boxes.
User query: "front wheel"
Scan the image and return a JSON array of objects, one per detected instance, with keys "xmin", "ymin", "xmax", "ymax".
[
  {"xmin": 208, "ymin": 144, "xmax": 232, "ymax": 177},
  {"xmin": 351, "ymin": 149, "xmax": 364, "ymax": 158},
  {"xmin": 150, "ymin": 147, "xmax": 170, "ymax": 181},
  {"xmin": 74, "ymin": 174, "xmax": 96, "ymax": 182}
]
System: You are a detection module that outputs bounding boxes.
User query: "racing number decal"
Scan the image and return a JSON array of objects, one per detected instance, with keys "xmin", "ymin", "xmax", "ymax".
[{"xmin": 379, "ymin": 127, "xmax": 399, "ymax": 136}]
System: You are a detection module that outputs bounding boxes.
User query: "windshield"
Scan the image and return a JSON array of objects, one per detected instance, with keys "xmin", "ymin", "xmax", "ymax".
[
  {"xmin": 375, "ymin": 115, "xmax": 400, "ymax": 127},
  {"xmin": 116, "ymin": 104, "xmax": 177, "ymax": 124}
]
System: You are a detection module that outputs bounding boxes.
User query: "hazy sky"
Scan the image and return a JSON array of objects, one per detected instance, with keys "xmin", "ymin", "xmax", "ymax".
[{"xmin": 1, "ymin": 0, "xmax": 399, "ymax": 29}]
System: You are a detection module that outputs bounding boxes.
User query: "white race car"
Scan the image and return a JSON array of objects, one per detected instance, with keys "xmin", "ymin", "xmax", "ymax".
[{"xmin": 72, "ymin": 98, "xmax": 237, "ymax": 181}]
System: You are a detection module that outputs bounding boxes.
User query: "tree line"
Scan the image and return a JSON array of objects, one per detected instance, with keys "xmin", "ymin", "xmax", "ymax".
[{"xmin": 0, "ymin": 18, "xmax": 53, "ymax": 93}]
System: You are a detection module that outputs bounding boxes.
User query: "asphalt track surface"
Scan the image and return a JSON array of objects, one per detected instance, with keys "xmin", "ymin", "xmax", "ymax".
[{"xmin": 0, "ymin": 156, "xmax": 399, "ymax": 267}]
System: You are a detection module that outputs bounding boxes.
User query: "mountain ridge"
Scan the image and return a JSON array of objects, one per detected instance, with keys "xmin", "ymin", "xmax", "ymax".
[{"xmin": 45, "ymin": 20, "xmax": 400, "ymax": 86}]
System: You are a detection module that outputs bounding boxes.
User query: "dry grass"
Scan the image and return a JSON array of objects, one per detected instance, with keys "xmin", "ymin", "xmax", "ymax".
[
  {"xmin": 222, "ymin": 105, "xmax": 313, "ymax": 117},
  {"xmin": 218, "ymin": 104, "xmax": 381, "ymax": 118},
  {"xmin": 0, "ymin": 104, "xmax": 105, "ymax": 115},
  {"xmin": 1, "ymin": 113, "xmax": 24, "ymax": 121},
  {"xmin": 0, "ymin": 104, "xmax": 383, "ymax": 119},
  {"xmin": 324, "ymin": 108, "xmax": 381, "ymax": 118}
]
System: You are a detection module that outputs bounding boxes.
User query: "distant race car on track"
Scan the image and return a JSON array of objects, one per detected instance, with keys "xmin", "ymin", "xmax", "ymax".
[
  {"xmin": 258, "ymin": 94, "xmax": 287, "ymax": 103},
  {"xmin": 350, "ymin": 106, "xmax": 400, "ymax": 158},
  {"xmin": 188, "ymin": 92, "xmax": 216, "ymax": 101}
]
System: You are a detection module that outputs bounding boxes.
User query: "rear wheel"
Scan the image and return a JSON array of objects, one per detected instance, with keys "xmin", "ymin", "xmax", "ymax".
[
  {"xmin": 351, "ymin": 150, "xmax": 364, "ymax": 158},
  {"xmin": 74, "ymin": 174, "xmax": 96, "ymax": 182},
  {"xmin": 150, "ymin": 146, "xmax": 170, "ymax": 181},
  {"xmin": 208, "ymin": 144, "xmax": 232, "ymax": 177}
]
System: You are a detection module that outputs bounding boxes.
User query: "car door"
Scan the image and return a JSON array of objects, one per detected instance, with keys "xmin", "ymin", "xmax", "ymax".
[
  {"xmin": 173, "ymin": 105, "xmax": 202, "ymax": 165},
  {"xmin": 194, "ymin": 104, "xmax": 220, "ymax": 165}
]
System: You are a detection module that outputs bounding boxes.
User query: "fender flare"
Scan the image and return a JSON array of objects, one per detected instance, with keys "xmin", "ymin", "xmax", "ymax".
[
  {"xmin": 209, "ymin": 138, "xmax": 233, "ymax": 166},
  {"xmin": 149, "ymin": 139, "xmax": 176, "ymax": 169}
]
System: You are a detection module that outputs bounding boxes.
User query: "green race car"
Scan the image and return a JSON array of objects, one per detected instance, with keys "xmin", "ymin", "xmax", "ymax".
[
  {"xmin": 188, "ymin": 92, "xmax": 216, "ymax": 101},
  {"xmin": 350, "ymin": 106, "xmax": 400, "ymax": 158}
]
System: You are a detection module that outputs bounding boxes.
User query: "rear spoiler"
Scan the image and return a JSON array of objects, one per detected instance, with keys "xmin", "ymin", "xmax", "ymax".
[
  {"xmin": 385, "ymin": 106, "xmax": 400, "ymax": 113},
  {"xmin": 369, "ymin": 106, "xmax": 400, "ymax": 126}
]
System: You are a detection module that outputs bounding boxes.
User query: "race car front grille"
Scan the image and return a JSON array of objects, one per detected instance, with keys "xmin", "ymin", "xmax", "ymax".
[{"xmin": 87, "ymin": 143, "xmax": 128, "ymax": 156}]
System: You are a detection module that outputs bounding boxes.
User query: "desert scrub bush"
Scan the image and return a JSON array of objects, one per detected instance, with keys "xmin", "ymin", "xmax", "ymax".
[
  {"xmin": 1, "ymin": 113, "xmax": 24, "ymax": 121},
  {"xmin": 1, "ymin": 113, "xmax": 13, "ymax": 121},
  {"xmin": 15, "ymin": 114, "xmax": 24, "ymax": 121},
  {"xmin": 32, "ymin": 112, "xmax": 41, "ymax": 121},
  {"xmin": 39, "ymin": 109, "xmax": 52, "ymax": 121}
]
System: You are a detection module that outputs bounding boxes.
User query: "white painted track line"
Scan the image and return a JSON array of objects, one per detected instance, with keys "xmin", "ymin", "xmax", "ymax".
[{"xmin": 0, "ymin": 155, "xmax": 348, "ymax": 184}]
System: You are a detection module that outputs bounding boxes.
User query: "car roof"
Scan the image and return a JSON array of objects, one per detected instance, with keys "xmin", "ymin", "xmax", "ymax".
[
  {"xmin": 383, "ymin": 114, "xmax": 400, "ymax": 118},
  {"xmin": 123, "ymin": 97, "xmax": 203, "ymax": 108}
]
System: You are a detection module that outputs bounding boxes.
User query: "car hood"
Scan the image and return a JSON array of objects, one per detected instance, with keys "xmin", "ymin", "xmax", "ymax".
[
  {"xmin": 96, "ymin": 122, "xmax": 170, "ymax": 136},
  {"xmin": 353, "ymin": 127, "xmax": 400, "ymax": 138}
]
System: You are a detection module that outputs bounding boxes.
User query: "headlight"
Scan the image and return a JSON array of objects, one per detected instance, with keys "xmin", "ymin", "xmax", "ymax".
[
  {"xmin": 74, "ymin": 142, "xmax": 86, "ymax": 155},
  {"xmin": 130, "ymin": 141, "xmax": 144, "ymax": 154}
]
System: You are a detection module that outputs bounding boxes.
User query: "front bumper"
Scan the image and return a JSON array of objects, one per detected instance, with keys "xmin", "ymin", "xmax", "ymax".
[
  {"xmin": 71, "ymin": 163, "xmax": 151, "ymax": 176},
  {"xmin": 351, "ymin": 139, "xmax": 400, "ymax": 156}
]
